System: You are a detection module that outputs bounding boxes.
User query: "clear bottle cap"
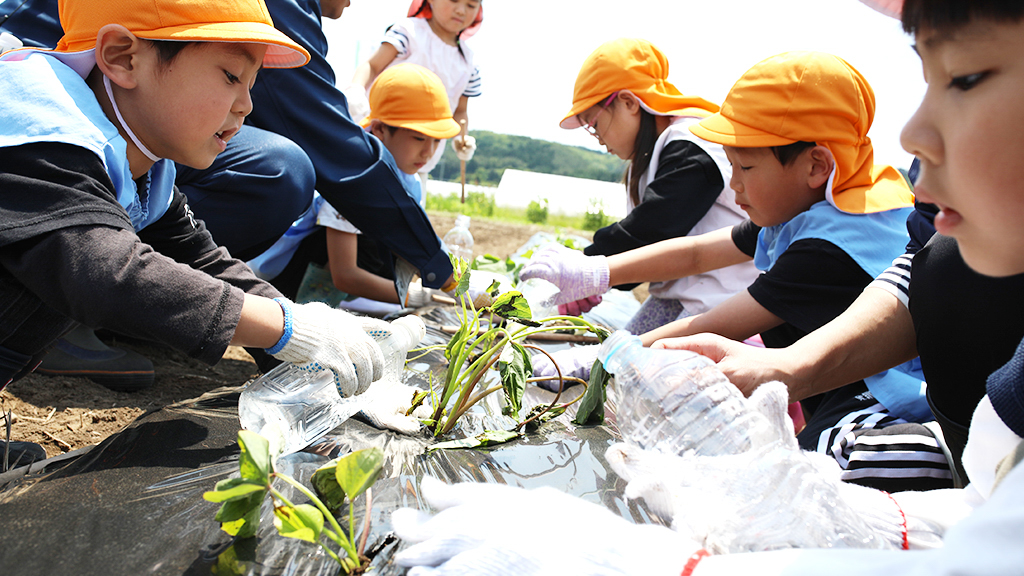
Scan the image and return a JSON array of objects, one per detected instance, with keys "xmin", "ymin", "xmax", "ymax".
[
  {"xmin": 454, "ymin": 214, "xmax": 471, "ymax": 229},
  {"xmin": 390, "ymin": 315, "xmax": 426, "ymax": 350}
]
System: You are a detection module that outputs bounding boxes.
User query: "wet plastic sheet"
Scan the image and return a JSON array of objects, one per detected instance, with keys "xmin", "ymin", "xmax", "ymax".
[{"xmin": 0, "ymin": 307, "xmax": 654, "ymax": 575}]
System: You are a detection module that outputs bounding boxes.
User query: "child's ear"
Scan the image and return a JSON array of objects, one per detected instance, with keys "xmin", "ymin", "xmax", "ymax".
[
  {"xmin": 368, "ymin": 119, "xmax": 385, "ymax": 139},
  {"xmin": 806, "ymin": 145, "xmax": 835, "ymax": 189},
  {"xmin": 94, "ymin": 24, "xmax": 143, "ymax": 89},
  {"xmin": 617, "ymin": 91, "xmax": 643, "ymax": 115}
]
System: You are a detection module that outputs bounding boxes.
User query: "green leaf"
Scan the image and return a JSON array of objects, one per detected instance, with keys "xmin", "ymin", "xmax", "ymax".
[
  {"xmin": 429, "ymin": 429, "xmax": 521, "ymax": 451},
  {"xmin": 214, "ymin": 491, "xmax": 265, "ymax": 523},
  {"xmin": 572, "ymin": 358, "xmax": 611, "ymax": 426},
  {"xmin": 453, "ymin": 267, "xmax": 471, "ymax": 298},
  {"xmin": 237, "ymin": 430, "xmax": 271, "ymax": 484},
  {"xmin": 273, "ymin": 504, "xmax": 324, "ymax": 543},
  {"xmin": 311, "ymin": 459, "xmax": 347, "ymax": 511},
  {"xmin": 445, "ymin": 323, "xmax": 467, "ymax": 361},
  {"xmin": 485, "ymin": 279, "xmax": 502, "ymax": 298},
  {"xmin": 489, "ymin": 291, "xmax": 540, "ymax": 326},
  {"xmin": 498, "ymin": 342, "xmax": 530, "ymax": 417},
  {"xmin": 334, "ymin": 447, "xmax": 384, "ymax": 501},
  {"xmin": 524, "ymin": 404, "xmax": 567, "ymax": 432},
  {"xmin": 203, "ymin": 478, "xmax": 266, "ymax": 502},
  {"xmin": 220, "ymin": 504, "xmax": 261, "ymax": 539},
  {"xmin": 210, "ymin": 543, "xmax": 247, "ymax": 576}
]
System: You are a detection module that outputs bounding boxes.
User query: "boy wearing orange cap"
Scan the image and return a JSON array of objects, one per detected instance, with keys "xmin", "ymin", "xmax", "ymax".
[
  {"xmin": 525, "ymin": 51, "xmax": 936, "ymax": 489},
  {"xmin": 0, "ymin": 0, "xmax": 393, "ymax": 440},
  {"xmin": 248, "ymin": 63, "xmax": 461, "ymax": 307}
]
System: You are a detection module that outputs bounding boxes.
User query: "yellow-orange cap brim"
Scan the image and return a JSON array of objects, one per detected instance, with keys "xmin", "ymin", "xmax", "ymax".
[
  {"xmin": 690, "ymin": 112, "xmax": 798, "ymax": 148},
  {"xmin": 362, "ymin": 116, "xmax": 461, "ymax": 140}
]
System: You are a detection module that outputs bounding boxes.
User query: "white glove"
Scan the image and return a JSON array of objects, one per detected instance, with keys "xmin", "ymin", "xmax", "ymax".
[
  {"xmin": 404, "ymin": 279, "xmax": 435, "ymax": 308},
  {"xmin": 531, "ymin": 345, "xmax": 599, "ymax": 391},
  {"xmin": 358, "ymin": 379, "xmax": 433, "ymax": 435},
  {"xmin": 519, "ymin": 244, "xmax": 610, "ymax": 305},
  {"xmin": 269, "ymin": 299, "xmax": 385, "ymax": 397},
  {"xmin": 342, "ymin": 82, "xmax": 371, "ymax": 123},
  {"xmin": 0, "ymin": 32, "xmax": 23, "ymax": 56},
  {"xmin": 393, "ymin": 476, "xmax": 696, "ymax": 576},
  {"xmin": 451, "ymin": 134, "xmax": 476, "ymax": 162}
]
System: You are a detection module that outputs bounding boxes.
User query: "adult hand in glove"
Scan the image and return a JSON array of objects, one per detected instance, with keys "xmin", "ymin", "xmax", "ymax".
[
  {"xmin": 519, "ymin": 244, "xmax": 610, "ymax": 305},
  {"xmin": 531, "ymin": 345, "xmax": 599, "ymax": 391},
  {"xmin": 393, "ymin": 475, "xmax": 697, "ymax": 576},
  {"xmin": 342, "ymin": 83, "xmax": 370, "ymax": 123},
  {"xmin": 451, "ymin": 134, "xmax": 476, "ymax": 162},
  {"xmin": 559, "ymin": 294, "xmax": 603, "ymax": 317},
  {"xmin": 268, "ymin": 299, "xmax": 384, "ymax": 397}
]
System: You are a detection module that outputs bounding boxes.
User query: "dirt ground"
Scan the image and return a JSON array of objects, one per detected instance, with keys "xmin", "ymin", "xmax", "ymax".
[{"xmin": 1, "ymin": 214, "xmax": 619, "ymax": 463}]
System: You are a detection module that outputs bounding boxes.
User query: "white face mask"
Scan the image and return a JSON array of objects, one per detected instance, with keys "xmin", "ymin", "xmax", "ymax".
[{"xmin": 103, "ymin": 74, "xmax": 161, "ymax": 162}]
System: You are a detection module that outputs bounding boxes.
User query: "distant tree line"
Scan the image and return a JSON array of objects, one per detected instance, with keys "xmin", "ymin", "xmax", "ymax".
[{"xmin": 433, "ymin": 130, "xmax": 626, "ymax": 186}]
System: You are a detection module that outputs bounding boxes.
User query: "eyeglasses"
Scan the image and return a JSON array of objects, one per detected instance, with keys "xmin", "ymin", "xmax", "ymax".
[{"xmin": 579, "ymin": 92, "xmax": 618, "ymax": 139}]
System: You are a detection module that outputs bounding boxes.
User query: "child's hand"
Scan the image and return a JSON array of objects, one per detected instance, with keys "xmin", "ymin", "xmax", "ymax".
[
  {"xmin": 452, "ymin": 134, "xmax": 476, "ymax": 162},
  {"xmin": 519, "ymin": 244, "xmax": 610, "ymax": 304},
  {"xmin": 269, "ymin": 300, "xmax": 385, "ymax": 396},
  {"xmin": 530, "ymin": 345, "xmax": 600, "ymax": 391},
  {"xmin": 558, "ymin": 294, "xmax": 603, "ymax": 316}
]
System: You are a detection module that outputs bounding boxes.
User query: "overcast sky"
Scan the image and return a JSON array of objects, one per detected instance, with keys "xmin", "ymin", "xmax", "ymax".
[{"xmin": 323, "ymin": 0, "xmax": 923, "ymax": 169}]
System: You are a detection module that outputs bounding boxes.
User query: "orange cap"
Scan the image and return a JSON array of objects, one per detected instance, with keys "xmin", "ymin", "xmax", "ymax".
[
  {"xmin": 360, "ymin": 64, "xmax": 461, "ymax": 139},
  {"xmin": 560, "ymin": 38, "xmax": 719, "ymax": 130},
  {"xmin": 691, "ymin": 51, "xmax": 914, "ymax": 214},
  {"xmin": 2, "ymin": 0, "xmax": 309, "ymax": 75}
]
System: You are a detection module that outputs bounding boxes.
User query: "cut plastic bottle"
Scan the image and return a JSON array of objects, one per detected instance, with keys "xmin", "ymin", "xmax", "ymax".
[
  {"xmin": 442, "ymin": 214, "xmax": 474, "ymax": 264},
  {"xmin": 239, "ymin": 315, "xmax": 426, "ymax": 456},
  {"xmin": 598, "ymin": 330, "xmax": 777, "ymax": 456}
]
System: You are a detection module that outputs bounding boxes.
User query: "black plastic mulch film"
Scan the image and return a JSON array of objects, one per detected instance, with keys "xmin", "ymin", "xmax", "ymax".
[{"xmin": 0, "ymin": 306, "xmax": 656, "ymax": 575}]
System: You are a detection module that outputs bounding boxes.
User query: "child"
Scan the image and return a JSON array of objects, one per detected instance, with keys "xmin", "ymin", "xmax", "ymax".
[
  {"xmin": 524, "ymin": 51, "xmax": 934, "ymax": 488},
  {"xmin": 395, "ymin": 1, "xmax": 1024, "ymax": 572},
  {"xmin": 348, "ymin": 0, "xmax": 483, "ymax": 188},
  {"xmin": 247, "ymin": 63, "xmax": 461, "ymax": 306},
  {"xmin": 556, "ymin": 38, "xmax": 759, "ymax": 332},
  {"xmin": 0, "ymin": 0, "xmax": 388, "ymax": 417}
]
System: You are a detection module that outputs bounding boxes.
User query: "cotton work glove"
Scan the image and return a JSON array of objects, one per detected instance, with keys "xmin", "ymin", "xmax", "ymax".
[
  {"xmin": 531, "ymin": 345, "xmax": 600, "ymax": 391},
  {"xmin": 519, "ymin": 244, "xmax": 610, "ymax": 305},
  {"xmin": 559, "ymin": 294, "xmax": 603, "ymax": 316},
  {"xmin": 342, "ymin": 83, "xmax": 370, "ymax": 123},
  {"xmin": 451, "ymin": 134, "xmax": 476, "ymax": 162},
  {"xmin": 392, "ymin": 475, "xmax": 697, "ymax": 576},
  {"xmin": 268, "ymin": 299, "xmax": 385, "ymax": 397},
  {"xmin": 358, "ymin": 379, "xmax": 433, "ymax": 435},
  {"xmin": 404, "ymin": 279, "xmax": 437, "ymax": 308}
]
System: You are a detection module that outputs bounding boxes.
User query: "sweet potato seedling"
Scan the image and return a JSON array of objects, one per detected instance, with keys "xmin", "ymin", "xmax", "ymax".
[{"xmin": 204, "ymin": 430, "xmax": 383, "ymax": 573}]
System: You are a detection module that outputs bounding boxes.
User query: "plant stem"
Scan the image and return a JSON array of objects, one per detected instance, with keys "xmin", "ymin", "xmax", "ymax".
[
  {"xmin": 358, "ymin": 487, "xmax": 373, "ymax": 557},
  {"xmin": 274, "ymin": 474, "xmax": 358, "ymax": 563}
]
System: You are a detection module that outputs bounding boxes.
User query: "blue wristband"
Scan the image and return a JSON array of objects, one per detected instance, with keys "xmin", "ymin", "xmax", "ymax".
[{"xmin": 265, "ymin": 297, "xmax": 293, "ymax": 355}]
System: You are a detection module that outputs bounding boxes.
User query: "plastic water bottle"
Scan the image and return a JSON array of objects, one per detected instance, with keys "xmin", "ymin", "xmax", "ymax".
[
  {"xmin": 442, "ymin": 215, "xmax": 474, "ymax": 263},
  {"xmin": 238, "ymin": 315, "xmax": 426, "ymax": 456},
  {"xmin": 598, "ymin": 330, "xmax": 776, "ymax": 456}
]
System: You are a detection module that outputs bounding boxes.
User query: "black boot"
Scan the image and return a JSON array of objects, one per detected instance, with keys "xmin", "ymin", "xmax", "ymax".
[
  {"xmin": 35, "ymin": 325, "xmax": 154, "ymax": 391},
  {"xmin": 2, "ymin": 440, "xmax": 46, "ymax": 470}
]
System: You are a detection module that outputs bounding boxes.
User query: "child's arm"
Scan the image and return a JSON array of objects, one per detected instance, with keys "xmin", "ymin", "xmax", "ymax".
[
  {"xmin": 326, "ymin": 228, "xmax": 401, "ymax": 304},
  {"xmin": 351, "ymin": 43, "xmax": 399, "ymax": 90},
  {"xmin": 607, "ymin": 226, "xmax": 751, "ymax": 286},
  {"xmin": 639, "ymin": 289, "xmax": 783, "ymax": 347},
  {"xmin": 452, "ymin": 95, "xmax": 470, "ymax": 130}
]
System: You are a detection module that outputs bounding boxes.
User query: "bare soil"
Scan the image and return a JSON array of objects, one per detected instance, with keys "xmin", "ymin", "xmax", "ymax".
[{"xmin": 1, "ymin": 214, "xmax": 627, "ymax": 462}]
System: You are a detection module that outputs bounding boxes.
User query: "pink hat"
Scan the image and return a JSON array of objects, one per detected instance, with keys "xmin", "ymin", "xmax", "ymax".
[{"xmin": 407, "ymin": 0, "xmax": 483, "ymax": 39}]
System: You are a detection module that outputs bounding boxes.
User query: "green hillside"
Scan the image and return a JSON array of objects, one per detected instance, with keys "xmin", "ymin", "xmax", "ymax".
[{"xmin": 432, "ymin": 130, "xmax": 626, "ymax": 187}]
